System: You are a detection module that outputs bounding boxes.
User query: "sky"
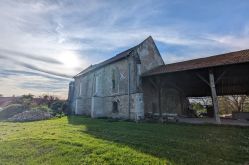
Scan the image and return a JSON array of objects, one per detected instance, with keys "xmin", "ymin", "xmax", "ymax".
[{"xmin": 0, "ymin": 0, "xmax": 249, "ymax": 98}]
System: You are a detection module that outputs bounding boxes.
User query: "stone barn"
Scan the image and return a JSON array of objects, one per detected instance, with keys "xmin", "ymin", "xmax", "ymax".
[
  {"xmin": 68, "ymin": 36, "xmax": 249, "ymax": 123},
  {"xmin": 68, "ymin": 36, "xmax": 164, "ymax": 120}
]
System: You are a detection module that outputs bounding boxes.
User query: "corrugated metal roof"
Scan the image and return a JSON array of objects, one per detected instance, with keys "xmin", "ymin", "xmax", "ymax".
[{"xmin": 143, "ymin": 49, "xmax": 249, "ymax": 76}]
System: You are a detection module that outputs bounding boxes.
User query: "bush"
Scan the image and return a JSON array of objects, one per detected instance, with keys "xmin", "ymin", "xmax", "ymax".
[
  {"xmin": 14, "ymin": 94, "xmax": 34, "ymax": 110},
  {"xmin": 191, "ymin": 102, "xmax": 205, "ymax": 116},
  {"xmin": 50, "ymin": 101, "xmax": 63, "ymax": 116},
  {"xmin": 54, "ymin": 112, "xmax": 65, "ymax": 118},
  {"xmin": 31, "ymin": 105, "xmax": 52, "ymax": 113},
  {"xmin": 0, "ymin": 104, "xmax": 25, "ymax": 120}
]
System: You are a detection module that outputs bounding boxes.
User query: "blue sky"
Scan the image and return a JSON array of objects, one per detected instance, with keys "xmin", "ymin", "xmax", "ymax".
[{"xmin": 0, "ymin": 0, "xmax": 249, "ymax": 98}]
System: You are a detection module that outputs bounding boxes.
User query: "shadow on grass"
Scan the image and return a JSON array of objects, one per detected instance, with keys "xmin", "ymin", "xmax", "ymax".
[{"xmin": 67, "ymin": 115, "xmax": 249, "ymax": 165}]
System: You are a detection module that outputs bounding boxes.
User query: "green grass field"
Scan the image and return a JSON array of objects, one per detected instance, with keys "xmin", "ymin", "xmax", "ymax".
[{"xmin": 0, "ymin": 116, "xmax": 248, "ymax": 165}]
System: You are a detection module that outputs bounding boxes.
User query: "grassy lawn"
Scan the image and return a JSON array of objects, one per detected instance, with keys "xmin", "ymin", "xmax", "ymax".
[{"xmin": 0, "ymin": 116, "xmax": 248, "ymax": 165}]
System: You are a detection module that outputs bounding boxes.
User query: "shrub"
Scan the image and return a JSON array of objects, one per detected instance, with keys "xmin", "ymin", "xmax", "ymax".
[
  {"xmin": 50, "ymin": 101, "xmax": 64, "ymax": 116},
  {"xmin": 0, "ymin": 104, "xmax": 25, "ymax": 120},
  {"xmin": 54, "ymin": 112, "xmax": 65, "ymax": 118},
  {"xmin": 31, "ymin": 105, "xmax": 52, "ymax": 113},
  {"xmin": 14, "ymin": 94, "xmax": 34, "ymax": 110}
]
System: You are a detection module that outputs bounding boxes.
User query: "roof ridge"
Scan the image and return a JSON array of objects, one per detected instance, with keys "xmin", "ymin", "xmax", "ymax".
[
  {"xmin": 74, "ymin": 36, "xmax": 153, "ymax": 78},
  {"xmin": 143, "ymin": 48, "xmax": 249, "ymax": 76}
]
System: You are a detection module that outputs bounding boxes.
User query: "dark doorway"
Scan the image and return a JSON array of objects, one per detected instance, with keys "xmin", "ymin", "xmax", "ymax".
[{"xmin": 112, "ymin": 101, "xmax": 118, "ymax": 113}]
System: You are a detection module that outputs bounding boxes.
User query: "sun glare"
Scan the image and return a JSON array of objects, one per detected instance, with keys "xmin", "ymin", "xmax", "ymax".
[{"xmin": 59, "ymin": 51, "xmax": 80, "ymax": 68}]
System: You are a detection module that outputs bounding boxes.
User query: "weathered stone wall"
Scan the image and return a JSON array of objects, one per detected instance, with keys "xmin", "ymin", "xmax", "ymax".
[
  {"xmin": 71, "ymin": 36, "xmax": 164, "ymax": 120},
  {"xmin": 99, "ymin": 93, "xmax": 140, "ymax": 119},
  {"xmin": 73, "ymin": 72, "xmax": 94, "ymax": 115},
  {"xmin": 143, "ymin": 80, "xmax": 189, "ymax": 116},
  {"xmin": 73, "ymin": 55, "xmax": 138, "ymax": 118},
  {"xmin": 91, "ymin": 96, "xmax": 104, "ymax": 118},
  {"xmin": 136, "ymin": 36, "xmax": 164, "ymax": 74},
  {"xmin": 75, "ymin": 97, "xmax": 92, "ymax": 115},
  {"xmin": 140, "ymin": 37, "xmax": 189, "ymax": 117},
  {"xmin": 67, "ymin": 81, "xmax": 75, "ymax": 112}
]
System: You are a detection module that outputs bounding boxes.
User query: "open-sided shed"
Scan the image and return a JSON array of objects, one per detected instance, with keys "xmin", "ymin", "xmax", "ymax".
[{"xmin": 142, "ymin": 49, "xmax": 249, "ymax": 123}]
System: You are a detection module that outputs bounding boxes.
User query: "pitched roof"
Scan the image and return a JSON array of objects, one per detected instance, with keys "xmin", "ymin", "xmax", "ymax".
[
  {"xmin": 74, "ymin": 36, "xmax": 153, "ymax": 78},
  {"xmin": 143, "ymin": 49, "xmax": 249, "ymax": 76}
]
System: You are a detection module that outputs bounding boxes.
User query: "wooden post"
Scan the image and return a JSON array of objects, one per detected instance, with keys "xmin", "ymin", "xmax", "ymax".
[
  {"xmin": 155, "ymin": 77, "xmax": 162, "ymax": 119},
  {"xmin": 158, "ymin": 88, "xmax": 162, "ymax": 117},
  {"xmin": 209, "ymin": 69, "xmax": 221, "ymax": 124}
]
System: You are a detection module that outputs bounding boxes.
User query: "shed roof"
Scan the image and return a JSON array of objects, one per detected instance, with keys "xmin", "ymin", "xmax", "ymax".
[{"xmin": 143, "ymin": 49, "xmax": 249, "ymax": 76}]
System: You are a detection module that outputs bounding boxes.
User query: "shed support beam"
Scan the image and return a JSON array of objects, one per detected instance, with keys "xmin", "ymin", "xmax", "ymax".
[
  {"xmin": 215, "ymin": 70, "xmax": 227, "ymax": 84},
  {"xmin": 196, "ymin": 73, "xmax": 210, "ymax": 87},
  {"xmin": 209, "ymin": 70, "xmax": 221, "ymax": 124},
  {"xmin": 148, "ymin": 78, "xmax": 157, "ymax": 89},
  {"xmin": 155, "ymin": 77, "xmax": 162, "ymax": 118},
  {"xmin": 158, "ymin": 88, "xmax": 162, "ymax": 117}
]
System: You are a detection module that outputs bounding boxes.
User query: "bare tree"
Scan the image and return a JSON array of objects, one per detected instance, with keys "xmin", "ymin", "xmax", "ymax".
[
  {"xmin": 224, "ymin": 95, "xmax": 248, "ymax": 112},
  {"xmin": 200, "ymin": 97, "xmax": 212, "ymax": 106},
  {"xmin": 20, "ymin": 94, "xmax": 34, "ymax": 110},
  {"xmin": 38, "ymin": 94, "xmax": 59, "ymax": 107},
  {"xmin": 189, "ymin": 97, "xmax": 212, "ymax": 106}
]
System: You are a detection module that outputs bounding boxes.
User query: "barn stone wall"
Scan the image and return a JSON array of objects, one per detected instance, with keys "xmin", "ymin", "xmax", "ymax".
[
  {"xmin": 72, "ymin": 54, "xmax": 142, "ymax": 119},
  {"xmin": 136, "ymin": 36, "xmax": 164, "ymax": 74},
  {"xmin": 143, "ymin": 80, "xmax": 189, "ymax": 116},
  {"xmin": 70, "ymin": 36, "xmax": 164, "ymax": 120}
]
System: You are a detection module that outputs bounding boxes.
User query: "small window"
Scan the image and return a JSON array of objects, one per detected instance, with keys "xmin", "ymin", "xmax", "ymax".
[
  {"xmin": 95, "ymin": 75, "xmax": 99, "ymax": 95},
  {"xmin": 112, "ymin": 69, "xmax": 116, "ymax": 90},
  {"xmin": 112, "ymin": 101, "xmax": 118, "ymax": 113},
  {"xmin": 112, "ymin": 80, "xmax": 115, "ymax": 90},
  {"xmin": 79, "ymin": 81, "xmax": 82, "ymax": 96}
]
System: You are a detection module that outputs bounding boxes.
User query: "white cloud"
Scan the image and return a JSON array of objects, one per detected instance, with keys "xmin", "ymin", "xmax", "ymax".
[
  {"xmin": 0, "ymin": 0, "xmax": 248, "ymax": 97},
  {"xmin": 206, "ymin": 34, "xmax": 249, "ymax": 50}
]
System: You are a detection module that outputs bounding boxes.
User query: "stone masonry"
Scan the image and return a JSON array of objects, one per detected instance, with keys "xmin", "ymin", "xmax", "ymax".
[{"xmin": 68, "ymin": 36, "xmax": 164, "ymax": 120}]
